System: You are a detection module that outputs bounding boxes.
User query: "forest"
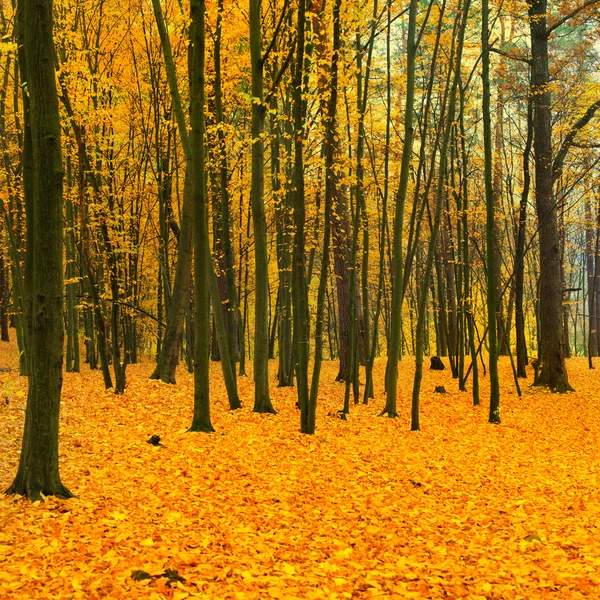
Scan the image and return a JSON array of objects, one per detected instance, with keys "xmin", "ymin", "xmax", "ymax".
[{"xmin": 1, "ymin": 0, "xmax": 600, "ymax": 596}]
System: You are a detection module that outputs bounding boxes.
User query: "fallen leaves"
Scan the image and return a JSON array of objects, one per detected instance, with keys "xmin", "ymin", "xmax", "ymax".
[{"xmin": 1, "ymin": 338, "xmax": 600, "ymax": 598}]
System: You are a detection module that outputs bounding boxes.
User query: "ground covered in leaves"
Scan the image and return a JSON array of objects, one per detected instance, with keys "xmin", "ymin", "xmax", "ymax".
[{"xmin": 1, "ymin": 340, "xmax": 600, "ymax": 599}]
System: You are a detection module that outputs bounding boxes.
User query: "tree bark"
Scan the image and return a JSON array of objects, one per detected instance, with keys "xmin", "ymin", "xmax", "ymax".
[
  {"xmin": 188, "ymin": 0, "xmax": 215, "ymax": 431},
  {"xmin": 250, "ymin": 0, "xmax": 276, "ymax": 414},
  {"xmin": 482, "ymin": 0, "xmax": 500, "ymax": 422},
  {"xmin": 528, "ymin": 0, "xmax": 573, "ymax": 392},
  {"xmin": 7, "ymin": 0, "xmax": 72, "ymax": 501},
  {"xmin": 382, "ymin": 0, "xmax": 418, "ymax": 418},
  {"xmin": 515, "ymin": 99, "xmax": 533, "ymax": 377}
]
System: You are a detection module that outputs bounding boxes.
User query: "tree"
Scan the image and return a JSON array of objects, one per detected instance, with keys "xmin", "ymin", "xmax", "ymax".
[
  {"xmin": 382, "ymin": 0, "xmax": 418, "ymax": 418},
  {"xmin": 188, "ymin": 0, "xmax": 214, "ymax": 431},
  {"xmin": 528, "ymin": 0, "xmax": 600, "ymax": 391},
  {"xmin": 291, "ymin": 0, "xmax": 311, "ymax": 433},
  {"xmin": 6, "ymin": 0, "xmax": 72, "ymax": 501},
  {"xmin": 482, "ymin": 0, "xmax": 500, "ymax": 423},
  {"xmin": 249, "ymin": 0, "xmax": 276, "ymax": 414},
  {"xmin": 151, "ymin": 0, "xmax": 241, "ymax": 414}
]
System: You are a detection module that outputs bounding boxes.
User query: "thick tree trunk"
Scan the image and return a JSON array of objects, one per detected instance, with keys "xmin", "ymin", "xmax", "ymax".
[
  {"xmin": 7, "ymin": 0, "xmax": 72, "ymax": 500},
  {"xmin": 528, "ymin": 0, "xmax": 572, "ymax": 392}
]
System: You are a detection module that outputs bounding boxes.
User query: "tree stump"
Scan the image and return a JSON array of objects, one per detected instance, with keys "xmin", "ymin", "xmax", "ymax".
[{"xmin": 430, "ymin": 356, "xmax": 445, "ymax": 370}]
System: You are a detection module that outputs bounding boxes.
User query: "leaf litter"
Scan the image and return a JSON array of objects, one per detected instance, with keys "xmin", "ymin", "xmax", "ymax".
[{"xmin": 1, "ymin": 339, "xmax": 600, "ymax": 598}]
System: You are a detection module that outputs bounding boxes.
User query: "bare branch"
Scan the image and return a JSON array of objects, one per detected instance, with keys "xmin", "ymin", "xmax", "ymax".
[{"xmin": 490, "ymin": 46, "xmax": 531, "ymax": 65}]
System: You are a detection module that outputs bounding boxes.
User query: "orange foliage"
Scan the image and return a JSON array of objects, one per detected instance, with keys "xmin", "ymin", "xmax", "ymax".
[{"xmin": 1, "ymin": 338, "xmax": 600, "ymax": 598}]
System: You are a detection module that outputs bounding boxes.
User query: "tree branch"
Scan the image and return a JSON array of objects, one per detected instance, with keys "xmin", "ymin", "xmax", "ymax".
[
  {"xmin": 553, "ymin": 99, "xmax": 600, "ymax": 181},
  {"xmin": 546, "ymin": 0, "xmax": 600, "ymax": 36},
  {"xmin": 259, "ymin": 0, "xmax": 290, "ymax": 68},
  {"xmin": 489, "ymin": 46, "xmax": 531, "ymax": 65},
  {"xmin": 263, "ymin": 38, "xmax": 296, "ymax": 108}
]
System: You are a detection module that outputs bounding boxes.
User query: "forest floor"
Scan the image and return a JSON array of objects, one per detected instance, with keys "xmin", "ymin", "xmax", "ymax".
[{"xmin": 1, "ymin": 339, "xmax": 600, "ymax": 599}]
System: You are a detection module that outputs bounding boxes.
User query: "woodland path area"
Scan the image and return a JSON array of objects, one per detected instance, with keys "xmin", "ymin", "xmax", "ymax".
[{"xmin": 1, "ymin": 339, "xmax": 600, "ymax": 599}]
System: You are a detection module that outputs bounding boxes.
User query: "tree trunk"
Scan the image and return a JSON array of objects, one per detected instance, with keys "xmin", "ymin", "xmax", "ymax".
[
  {"xmin": 482, "ymin": 0, "xmax": 500, "ymax": 422},
  {"xmin": 150, "ymin": 168, "xmax": 194, "ymax": 383},
  {"xmin": 0, "ymin": 246, "xmax": 9, "ymax": 342},
  {"xmin": 270, "ymin": 93, "xmax": 294, "ymax": 387},
  {"xmin": 292, "ymin": 0, "xmax": 311, "ymax": 433},
  {"xmin": 7, "ymin": 0, "xmax": 72, "ymax": 501},
  {"xmin": 214, "ymin": 0, "xmax": 239, "ymax": 374},
  {"xmin": 528, "ymin": 0, "xmax": 572, "ymax": 392},
  {"xmin": 382, "ymin": 0, "xmax": 417, "ymax": 417},
  {"xmin": 585, "ymin": 193, "xmax": 598, "ymax": 357},
  {"xmin": 515, "ymin": 98, "xmax": 533, "ymax": 377},
  {"xmin": 188, "ymin": 0, "xmax": 214, "ymax": 431},
  {"xmin": 411, "ymin": 0, "xmax": 470, "ymax": 431},
  {"xmin": 250, "ymin": 0, "xmax": 276, "ymax": 414}
]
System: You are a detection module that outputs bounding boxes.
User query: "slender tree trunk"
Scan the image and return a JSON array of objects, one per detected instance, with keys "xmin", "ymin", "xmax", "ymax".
[
  {"xmin": 292, "ymin": 0, "xmax": 311, "ymax": 433},
  {"xmin": 214, "ymin": 0, "xmax": 239, "ymax": 376},
  {"xmin": 188, "ymin": 0, "xmax": 214, "ymax": 431},
  {"xmin": 364, "ymin": 0, "xmax": 392, "ymax": 405},
  {"xmin": 149, "ymin": 153, "xmax": 194, "ymax": 383},
  {"xmin": 0, "ymin": 246, "xmax": 9, "ymax": 342},
  {"xmin": 65, "ymin": 167, "xmax": 79, "ymax": 371},
  {"xmin": 459, "ymin": 82, "xmax": 479, "ymax": 404},
  {"xmin": 151, "ymin": 0, "xmax": 240, "ymax": 409},
  {"xmin": 250, "ymin": 0, "xmax": 276, "ymax": 413},
  {"xmin": 270, "ymin": 92, "xmax": 294, "ymax": 387},
  {"xmin": 585, "ymin": 192, "xmax": 598, "ymax": 358},
  {"xmin": 482, "ymin": 0, "xmax": 500, "ymax": 422},
  {"xmin": 411, "ymin": 0, "xmax": 470, "ymax": 431},
  {"xmin": 382, "ymin": 0, "xmax": 418, "ymax": 417},
  {"xmin": 515, "ymin": 98, "xmax": 533, "ymax": 377}
]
